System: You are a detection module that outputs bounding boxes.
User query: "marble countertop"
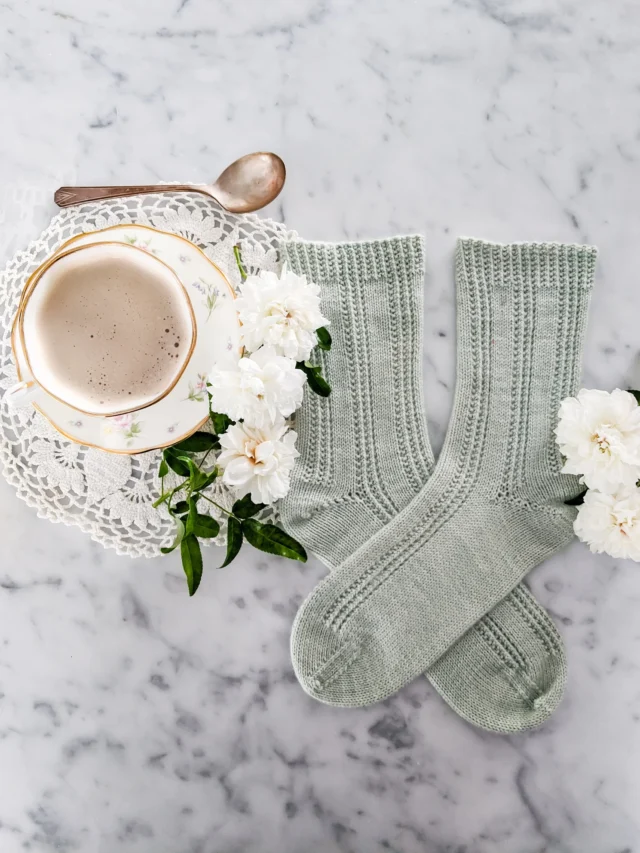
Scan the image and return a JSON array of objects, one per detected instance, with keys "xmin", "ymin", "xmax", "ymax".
[{"xmin": 1, "ymin": 1, "xmax": 639, "ymax": 851}]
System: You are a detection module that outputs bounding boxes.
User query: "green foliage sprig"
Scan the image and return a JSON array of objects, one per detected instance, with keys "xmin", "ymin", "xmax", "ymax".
[
  {"xmin": 154, "ymin": 430, "xmax": 308, "ymax": 596},
  {"xmin": 155, "ymin": 246, "xmax": 332, "ymax": 596}
]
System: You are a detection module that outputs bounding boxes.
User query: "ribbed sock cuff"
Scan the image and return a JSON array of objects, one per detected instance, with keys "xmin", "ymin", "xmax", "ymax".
[
  {"xmin": 456, "ymin": 238, "xmax": 598, "ymax": 290},
  {"xmin": 282, "ymin": 236, "xmax": 425, "ymax": 294}
]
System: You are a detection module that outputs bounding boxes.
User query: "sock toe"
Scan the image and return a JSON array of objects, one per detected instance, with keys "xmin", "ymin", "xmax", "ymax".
[
  {"xmin": 290, "ymin": 594, "xmax": 366, "ymax": 705},
  {"xmin": 427, "ymin": 589, "xmax": 567, "ymax": 733},
  {"xmin": 291, "ymin": 578, "xmax": 405, "ymax": 707}
]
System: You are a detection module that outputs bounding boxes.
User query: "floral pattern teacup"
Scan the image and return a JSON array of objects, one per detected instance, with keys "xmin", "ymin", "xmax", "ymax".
[{"xmin": 11, "ymin": 224, "xmax": 240, "ymax": 454}]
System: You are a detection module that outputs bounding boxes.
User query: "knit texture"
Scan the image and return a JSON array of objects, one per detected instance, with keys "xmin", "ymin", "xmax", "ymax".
[
  {"xmin": 281, "ymin": 237, "xmax": 579, "ymax": 730},
  {"xmin": 289, "ymin": 237, "xmax": 597, "ymax": 710},
  {"xmin": 280, "ymin": 236, "xmax": 433, "ymax": 564}
]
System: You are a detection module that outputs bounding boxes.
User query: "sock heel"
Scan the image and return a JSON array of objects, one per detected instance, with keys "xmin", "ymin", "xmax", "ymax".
[{"xmin": 281, "ymin": 492, "xmax": 393, "ymax": 570}]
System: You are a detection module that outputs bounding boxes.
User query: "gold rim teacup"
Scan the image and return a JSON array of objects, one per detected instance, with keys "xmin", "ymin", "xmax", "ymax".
[{"xmin": 7, "ymin": 241, "xmax": 197, "ymax": 418}]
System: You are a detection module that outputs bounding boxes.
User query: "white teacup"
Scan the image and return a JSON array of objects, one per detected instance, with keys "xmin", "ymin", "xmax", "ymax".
[{"xmin": 7, "ymin": 242, "xmax": 197, "ymax": 417}]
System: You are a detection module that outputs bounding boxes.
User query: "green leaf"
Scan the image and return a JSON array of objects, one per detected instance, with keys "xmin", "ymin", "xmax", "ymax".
[
  {"xmin": 316, "ymin": 326, "xmax": 332, "ymax": 351},
  {"xmin": 241, "ymin": 519, "xmax": 307, "ymax": 562},
  {"xmin": 169, "ymin": 453, "xmax": 209, "ymax": 493},
  {"xmin": 307, "ymin": 369, "xmax": 331, "ymax": 397},
  {"xmin": 296, "ymin": 361, "xmax": 331, "ymax": 397},
  {"xmin": 174, "ymin": 431, "xmax": 218, "ymax": 453},
  {"xmin": 183, "ymin": 455, "xmax": 202, "ymax": 479},
  {"xmin": 629, "ymin": 389, "xmax": 640, "ymax": 405},
  {"xmin": 185, "ymin": 497, "xmax": 199, "ymax": 536},
  {"xmin": 160, "ymin": 516, "xmax": 186, "ymax": 555},
  {"xmin": 565, "ymin": 488, "xmax": 588, "ymax": 506},
  {"xmin": 158, "ymin": 458, "xmax": 169, "ymax": 478},
  {"xmin": 191, "ymin": 469, "xmax": 218, "ymax": 492},
  {"xmin": 163, "ymin": 447, "xmax": 191, "ymax": 478},
  {"xmin": 180, "ymin": 534, "xmax": 203, "ymax": 596},
  {"xmin": 173, "ymin": 500, "xmax": 192, "ymax": 515},
  {"xmin": 184, "ymin": 497, "xmax": 218, "ymax": 539},
  {"xmin": 190, "ymin": 514, "xmax": 220, "ymax": 539},
  {"xmin": 220, "ymin": 516, "xmax": 243, "ymax": 568},
  {"xmin": 232, "ymin": 494, "xmax": 266, "ymax": 519},
  {"xmin": 210, "ymin": 410, "xmax": 232, "ymax": 436}
]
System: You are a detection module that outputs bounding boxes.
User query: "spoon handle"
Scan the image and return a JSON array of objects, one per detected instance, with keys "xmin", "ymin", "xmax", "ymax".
[{"xmin": 53, "ymin": 184, "xmax": 214, "ymax": 208}]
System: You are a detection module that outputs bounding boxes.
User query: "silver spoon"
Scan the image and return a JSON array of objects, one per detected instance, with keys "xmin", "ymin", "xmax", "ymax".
[{"xmin": 54, "ymin": 152, "xmax": 286, "ymax": 213}]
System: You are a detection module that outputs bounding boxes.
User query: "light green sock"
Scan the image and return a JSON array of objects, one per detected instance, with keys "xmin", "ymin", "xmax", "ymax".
[
  {"xmin": 289, "ymin": 237, "xmax": 597, "ymax": 710},
  {"xmin": 281, "ymin": 237, "xmax": 584, "ymax": 730}
]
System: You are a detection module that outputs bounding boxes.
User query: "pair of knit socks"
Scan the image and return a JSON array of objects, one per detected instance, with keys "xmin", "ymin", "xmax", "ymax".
[{"xmin": 280, "ymin": 236, "xmax": 597, "ymax": 732}]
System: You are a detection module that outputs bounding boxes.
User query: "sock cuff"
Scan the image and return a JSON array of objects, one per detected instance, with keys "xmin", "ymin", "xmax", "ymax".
[
  {"xmin": 281, "ymin": 235, "xmax": 425, "ymax": 293},
  {"xmin": 456, "ymin": 238, "xmax": 598, "ymax": 291}
]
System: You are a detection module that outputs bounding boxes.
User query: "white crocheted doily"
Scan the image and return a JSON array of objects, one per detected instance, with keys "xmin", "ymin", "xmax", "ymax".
[{"xmin": 0, "ymin": 194, "xmax": 296, "ymax": 557}]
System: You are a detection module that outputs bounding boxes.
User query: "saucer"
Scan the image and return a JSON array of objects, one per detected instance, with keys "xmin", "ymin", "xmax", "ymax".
[{"xmin": 11, "ymin": 224, "xmax": 241, "ymax": 454}]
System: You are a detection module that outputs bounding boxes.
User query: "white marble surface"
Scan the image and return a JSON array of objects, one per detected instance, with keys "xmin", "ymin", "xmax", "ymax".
[{"xmin": 1, "ymin": 1, "xmax": 640, "ymax": 851}]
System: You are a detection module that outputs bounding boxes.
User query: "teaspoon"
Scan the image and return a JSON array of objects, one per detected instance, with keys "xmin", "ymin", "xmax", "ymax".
[{"xmin": 54, "ymin": 152, "xmax": 286, "ymax": 214}]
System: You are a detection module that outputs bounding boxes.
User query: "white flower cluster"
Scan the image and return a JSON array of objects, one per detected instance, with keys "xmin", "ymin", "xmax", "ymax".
[
  {"xmin": 556, "ymin": 388, "xmax": 640, "ymax": 560},
  {"xmin": 209, "ymin": 265, "xmax": 328, "ymax": 505},
  {"xmin": 235, "ymin": 266, "xmax": 327, "ymax": 362}
]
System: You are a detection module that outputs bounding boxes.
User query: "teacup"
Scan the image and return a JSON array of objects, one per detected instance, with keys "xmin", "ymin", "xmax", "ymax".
[{"xmin": 7, "ymin": 241, "xmax": 197, "ymax": 417}]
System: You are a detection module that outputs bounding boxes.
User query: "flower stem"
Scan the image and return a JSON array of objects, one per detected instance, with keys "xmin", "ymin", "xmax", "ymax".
[
  {"xmin": 152, "ymin": 482, "xmax": 186, "ymax": 509},
  {"xmin": 200, "ymin": 493, "xmax": 233, "ymax": 517},
  {"xmin": 200, "ymin": 447, "xmax": 215, "ymax": 468},
  {"xmin": 233, "ymin": 244, "xmax": 248, "ymax": 281}
]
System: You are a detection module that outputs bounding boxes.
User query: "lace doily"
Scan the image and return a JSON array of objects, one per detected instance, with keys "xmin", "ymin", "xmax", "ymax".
[{"xmin": 0, "ymin": 194, "xmax": 296, "ymax": 557}]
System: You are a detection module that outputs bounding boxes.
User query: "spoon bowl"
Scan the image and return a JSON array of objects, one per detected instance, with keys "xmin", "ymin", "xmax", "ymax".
[
  {"xmin": 213, "ymin": 152, "xmax": 286, "ymax": 214},
  {"xmin": 54, "ymin": 152, "xmax": 287, "ymax": 213}
]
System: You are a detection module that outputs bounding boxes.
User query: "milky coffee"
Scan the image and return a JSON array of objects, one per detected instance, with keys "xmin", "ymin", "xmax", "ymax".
[{"xmin": 23, "ymin": 243, "xmax": 194, "ymax": 415}]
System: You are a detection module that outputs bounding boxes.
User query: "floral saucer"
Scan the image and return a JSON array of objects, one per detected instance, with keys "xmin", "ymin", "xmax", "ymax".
[{"xmin": 11, "ymin": 224, "xmax": 240, "ymax": 454}]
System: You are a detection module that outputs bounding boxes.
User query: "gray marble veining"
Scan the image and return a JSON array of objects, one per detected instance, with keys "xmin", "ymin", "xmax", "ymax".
[{"xmin": 1, "ymin": 1, "xmax": 640, "ymax": 851}]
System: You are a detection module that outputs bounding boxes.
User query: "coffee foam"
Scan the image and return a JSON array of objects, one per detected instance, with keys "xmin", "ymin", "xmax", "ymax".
[{"xmin": 22, "ymin": 243, "xmax": 194, "ymax": 415}]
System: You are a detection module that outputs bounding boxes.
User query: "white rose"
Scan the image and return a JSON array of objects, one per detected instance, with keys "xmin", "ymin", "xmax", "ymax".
[
  {"xmin": 217, "ymin": 419, "xmax": 299, "ymax": 505},
  {"xmin": 235, "ymin": 265, "xmax": 328, "ymax": 361},
  {"xmin": 574, "ymin": 488, "xmax": 640, "ymax": 561},
  {"xmin": 208, "ymin": 346, "xmax": 305, "ymax": 429},
  {"xmin": 555, "ymin": 388, "xmax": 640, "ymax": 493}
]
